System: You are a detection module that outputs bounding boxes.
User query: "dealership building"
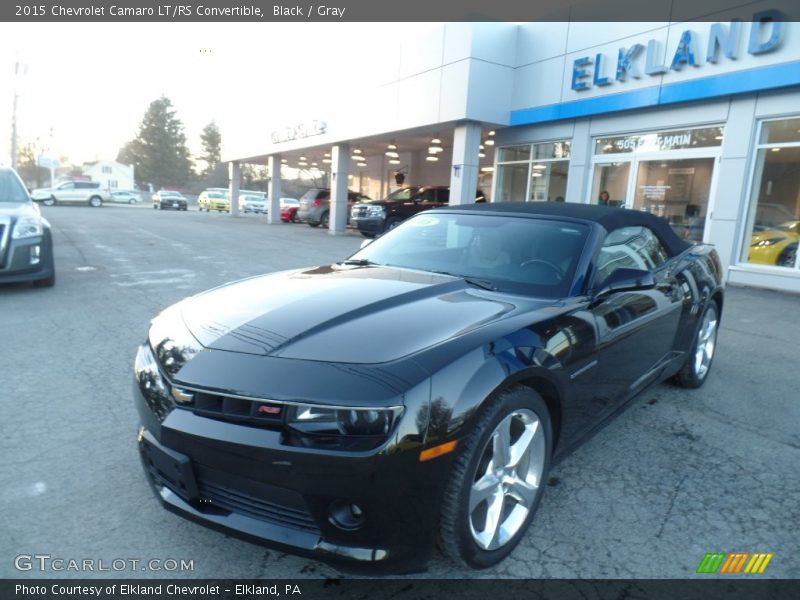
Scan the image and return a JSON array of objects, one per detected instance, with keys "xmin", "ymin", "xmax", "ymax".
[{"xmin": 226, "ymin": 15, "xmax": 800, "ymax": 293}]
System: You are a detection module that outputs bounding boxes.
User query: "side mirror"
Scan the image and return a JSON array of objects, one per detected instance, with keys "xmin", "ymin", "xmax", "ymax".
[
  {"xmin": 593, "ymin": 268, "xmax": 656, "ymax": 301},
  {"xmin": 412, "ymin": 194, "xmax": 423, "ymax": 203}
]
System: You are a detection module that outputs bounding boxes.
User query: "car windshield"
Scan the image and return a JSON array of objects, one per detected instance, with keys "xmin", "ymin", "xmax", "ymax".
[
  {"xmin": 0, "ymin": 170, "xmax": 29, "ymax": 203},
  {"xmin": 347, "ymin": 212, "xmax": 589, "ymax": 297},
  {"xmin": 385, "ymin": 187, "xmax": 419, "ymax": 201},
  {"xmin": 775, "ymin": 221, "xmax": 800, "ymax": 234},
  {"xmin": 208, "ymin": 192, "xmax": 225, "ymax": 199}
]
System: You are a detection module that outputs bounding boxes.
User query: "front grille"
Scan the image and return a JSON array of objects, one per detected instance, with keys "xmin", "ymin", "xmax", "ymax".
[
  {"xmin": 352, "ymin": 206, "xmax": 367, "ymax": 218},
  {"xmin": 197, "ymin": 478, "xmax": 320, "ymax": 534},
  {"xmin": 181, "ymin": 391, "xmax": 284, "ymax": 430},
  {"xmin": 0, "ymin": 223, "xmax": 7, "ymax": 268}
]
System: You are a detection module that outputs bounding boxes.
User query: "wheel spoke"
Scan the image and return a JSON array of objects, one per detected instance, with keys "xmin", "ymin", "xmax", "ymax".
[
  {"xmin": 470, "ymin": 473, "xmax": 500, "ymax": 512},
  {"xmin": 505, "ymin": 475, "xmax": 537, "ymax": 507},
  {"xmin": 508, "ymin": 419, "xmax": 539, "ymax": 468},
  {"xmin": 482, "ymin": 489, "xmax": 505, "ymax": 550}
]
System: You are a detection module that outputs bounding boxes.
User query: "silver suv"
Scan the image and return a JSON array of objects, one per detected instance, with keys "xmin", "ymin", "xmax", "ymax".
[
  {"xmin": 297, "ymin": 188, "xmax": 370, "ymax": 228},
  {"xmin": 32, "ymin": 181, "xmax": 111, "ymax": 207}
]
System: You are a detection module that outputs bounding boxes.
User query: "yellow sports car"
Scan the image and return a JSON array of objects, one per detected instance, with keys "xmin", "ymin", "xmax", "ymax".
[{"xmin": 749, "ymin": 221, "xmax": 799, "ymax": 267}]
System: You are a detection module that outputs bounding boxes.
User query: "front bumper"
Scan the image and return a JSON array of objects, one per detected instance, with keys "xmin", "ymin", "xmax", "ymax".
[
  {"xmin": 351, "ymin": 216, "xmax": 384, "ymax": 235},
  {"xmin": 0, "ymin": 232, "xmax": 54, "ymax": 284},
  {"xmin": 133, "ymin": 365, "xmax": 449, "ymax": 572},
  {"xmin": 159, "ymin": 201, "xmax": 188, "ymax": 210}
]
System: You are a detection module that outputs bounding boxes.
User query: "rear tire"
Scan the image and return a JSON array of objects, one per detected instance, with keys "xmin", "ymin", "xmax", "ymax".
[
  {"xmin": 777, "ymin": 244, "xmax": 797, "ymax": 268},
  {"xmin": 672, "ymin": 300, "xmax": 719, "ymax": 389},
  {"xmin": 44, "ymin": 196, "xmax": 56, "ymax": 207},
  {"xmin": 320, "ymin": 211, "xmax": 330, "ymax": 228},
  {"xmin": 88, "ymin": 196, "xmax": 103, "ymax": 208},
  {"xmin": 440, "ymin": 386, "xmax": 552, "ymax": 569}
]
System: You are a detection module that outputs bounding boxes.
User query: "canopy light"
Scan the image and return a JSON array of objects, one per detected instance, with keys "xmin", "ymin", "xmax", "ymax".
[
  {"xmin": 311, "ymin": 162, "xmax": 318, "ymax": 167},
  {"xmin": 324, "ymin": 152, "xmax": 331, "ymax": 157},
  {"xmin": 281, "ymin": 159, "xmax": 288, "ymax": 164},
  {"xmin": 428, "ymin": 146, "xmax": 443, "ymax": 154},
  {"xmin": 480, "ymin": 166, "xmax": 494, "ymax": 172},
  {"xmin": 298, "ymin": 161, "xmax": 308, "ymax": 167},
  {"xmin": 484, "ymin": 139, "xmax": 495, "ymax": 146},
  {"xmin": 322, "ymin": 158, "xmax": 332, "ymax": 164},
  {"xmin": 479, "ymin": 144, "xmax": 485, "ymax": 150},
  {"xmin": 299, "ymin": 156, "xmax": 307, "ymax": 161},
  {"xmin": 357, "ymin": 161, "xmax": 368, "ymax": 167},
  {"xmin": 532, "ymin": 164, "xmax": 546, "ymax": 170},
  {"xmin": 385, "ymin": 151, "xmax": 399, "ymax": 158},
  {"xmin": 352, "ymin": 148, "xmax": 363, "ymax": 155},
  {"xmin": 478, "ymin": 152, "xmax": 486, "ymax": 158},
  {"xmin": 426, "ymin": 155, "xmax": 439, "ymax": 162},
  {"xmin": 388, "ymin": 159, "xmax": 401, "ymax": 164},
  {"xmin": 488, "ymin": 130, "xmax": 495, "ymax": 136},
  {"xmin": 387, "ymin": 143, "xmax": 397, "ymax": 151},
  {"xmin": 531, "ymin": 172, "xmax": 542, "ymax": 177},
  {"xmin": 352, "ymin": 154, "xmax": 365, "ymax": 161}
]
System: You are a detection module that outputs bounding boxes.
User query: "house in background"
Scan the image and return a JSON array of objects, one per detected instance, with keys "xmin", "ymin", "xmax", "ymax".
[{"xmin": 82, "ymin": 160, "xmax": 134, "ymax": 191}]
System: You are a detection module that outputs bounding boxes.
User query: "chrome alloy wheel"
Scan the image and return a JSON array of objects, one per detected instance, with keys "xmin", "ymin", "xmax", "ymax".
[
  {"xmin": 468, "ymin": 408, "xmax": 545, "ymax": 551},
  {"xmin": 694, "ymin": 304, "xmax": 718, "ymax": 379}
]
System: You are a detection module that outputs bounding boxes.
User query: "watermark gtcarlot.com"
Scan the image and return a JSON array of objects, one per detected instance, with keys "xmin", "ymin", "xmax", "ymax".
[{"xmin": 14, "ymin": 554, "xmax": 194, "ymax": 573}]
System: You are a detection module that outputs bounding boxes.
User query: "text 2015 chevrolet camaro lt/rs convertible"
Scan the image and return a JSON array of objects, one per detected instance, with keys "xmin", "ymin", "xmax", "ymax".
[{"xmin": 133, "ymin": 202, "xmax": 723, "ymax": 572}]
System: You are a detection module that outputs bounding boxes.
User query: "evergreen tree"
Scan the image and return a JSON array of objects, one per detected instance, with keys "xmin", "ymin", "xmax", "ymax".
[
  {"xmin": 117, "ymin": 97, "xmax": 194, "ymax": 189},
  {"xmin": 199, "ymin": 121, "xmax": 222, "ymax": 174}
]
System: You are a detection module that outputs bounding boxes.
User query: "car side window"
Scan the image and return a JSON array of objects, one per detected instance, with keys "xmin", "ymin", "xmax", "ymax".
[
  {"xmin": 438, "ymin": 189, "xmax": 450, "ymax": 203},
  {"xmin": 59, "ymin": 182, "xmax": 75, "ymax": 190},
  {"xmin": 421, "ymin": 189, "xmax": 438, "ymax": 203},
  {"xmin": 596, "ymin": 226, "xmax": 670, "ymax": 285}
]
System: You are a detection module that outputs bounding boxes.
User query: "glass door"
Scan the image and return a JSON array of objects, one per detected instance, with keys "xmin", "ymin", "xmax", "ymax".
[
  {"xmin": 590, "ymin": 161, "xmax": 631, "ymax": 207},
  {"xmin": 632, "ymin": 157, "xmax": 716, "ymax": 242}
]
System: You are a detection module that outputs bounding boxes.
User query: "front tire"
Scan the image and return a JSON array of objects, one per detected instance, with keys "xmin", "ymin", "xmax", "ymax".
[
  {"xmin": 88, "ymin": 196, "xmax": 103, "ymax": 207},
  {"xmin": 440, "ymin": 386, "xmax": 552, "ymax": 569},
  {"xmin": 672, "ymin": 300, "xmax": 719, "ymax": 389},
  {"xmin": 44, "ymin": 196, "xmax": 56, "ymax": 207},
  {"xmin": 777, "ymin": 243, "xmax": 797, "ymax": 268}
]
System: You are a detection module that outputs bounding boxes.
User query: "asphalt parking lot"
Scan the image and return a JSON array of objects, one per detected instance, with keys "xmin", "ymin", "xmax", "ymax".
[{"xmin": 1, "ymin": 204, "xmax": 798, "ymax": 580}]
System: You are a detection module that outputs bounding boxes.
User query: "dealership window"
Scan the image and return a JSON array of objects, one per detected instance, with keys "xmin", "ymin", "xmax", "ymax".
[
  {"xmin": 590, "ymin": 126, "xmax": 723, "ymax": 242},
  {"xmin": 101, "ymin": 166, "xmax": 112, "ymax": 174},
  {"xmin": 495, "ymin": 141, "xmax": 570, "ymax": 202},
  {"xmin": 742, "ymin": 117, "xmax": 800, "ymax": 270}
]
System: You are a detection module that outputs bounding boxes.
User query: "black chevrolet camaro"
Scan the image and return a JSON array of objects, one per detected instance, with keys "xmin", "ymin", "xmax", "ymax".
[{"xmin": 134, "ymin": 202, "xmax": 723, "ymax": 572}]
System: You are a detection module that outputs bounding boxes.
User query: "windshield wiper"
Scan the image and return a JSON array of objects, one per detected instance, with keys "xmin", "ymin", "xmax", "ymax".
[{"xmin": 431, "ymin": 270, "xmax": 496, "ymax": 291}]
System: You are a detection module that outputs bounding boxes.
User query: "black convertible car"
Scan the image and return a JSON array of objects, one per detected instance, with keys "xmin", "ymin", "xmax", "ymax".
[{"xmin": 134, "ymin": 202, "xmax": 723, "ymax": 571}]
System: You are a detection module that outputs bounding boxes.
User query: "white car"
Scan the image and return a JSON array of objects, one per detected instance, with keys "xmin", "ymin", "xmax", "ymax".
[
  {"xmin": 109, "ymin": 191, "xmax": 142, "ymax": 204},
  {"xmin": 31, "ymin": 181, "xmax": 111, "ymax": 207},
  {"xmin": 239, "ymin": 192, "xmax": 267, "ymax": 214}
]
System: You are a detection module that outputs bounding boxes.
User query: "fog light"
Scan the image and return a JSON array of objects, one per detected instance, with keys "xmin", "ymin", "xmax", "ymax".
[
  {"xmin": 329, "ymin": 500, "xmax": 365, "ymax": 530},
  {"xmin": 30, "ymin": 245, "xmax": 40, "ymax": 265}
]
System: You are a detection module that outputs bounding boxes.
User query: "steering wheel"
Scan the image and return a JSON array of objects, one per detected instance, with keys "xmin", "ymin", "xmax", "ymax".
[{"xmin": 519, "ymin": 259, "xmax": 565, "ymax": 279}]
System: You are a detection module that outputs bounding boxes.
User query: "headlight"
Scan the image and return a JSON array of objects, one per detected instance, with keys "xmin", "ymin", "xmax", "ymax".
[
  {"xmin": 286, "ymin": 403, "xmax": 403, "ymax": 437},
  {"xmin": 752, "ymin": 237, "xmax": 787, "ymax": 248},
  {"xmin": 367, "ymin": 206, "xmax": 385, "ymax": 217},
  {"xmin": 12, "ymin": 216, "xmax": 43, "ymax": 239},
  {"xmin": 134, "ymin": 343, "xmax": 172, "ymax": 422}
]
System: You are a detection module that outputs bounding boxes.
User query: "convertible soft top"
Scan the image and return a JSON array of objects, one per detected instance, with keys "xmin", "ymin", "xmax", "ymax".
[{"xmin": 445, "ymin": 201, "xmax": 693, "ymax": 257}]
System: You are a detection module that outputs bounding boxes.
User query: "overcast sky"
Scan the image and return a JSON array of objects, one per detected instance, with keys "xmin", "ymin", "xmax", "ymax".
[{"xmin": 0, "ymin": 22, "xmax": 411, "ymax": 167}]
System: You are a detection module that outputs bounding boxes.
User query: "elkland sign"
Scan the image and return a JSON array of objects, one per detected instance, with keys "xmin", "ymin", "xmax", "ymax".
[
  {"xmin": 571, "ymin": 10, "xmax": 785, "ymax": 92},
  {"xmin": 270, "ymin": 119, "xmax": 327, "ymax": 144}
]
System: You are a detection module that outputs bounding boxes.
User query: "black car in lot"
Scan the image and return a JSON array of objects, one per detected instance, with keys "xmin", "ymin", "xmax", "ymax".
[
  {"xmin": 351, "ymin": 185, "xmax": 485, "ymax": 237},
  {"xmin": 134, "ymin": 202, "xmax": 723, "ymax": 572},
  {"xmin": 153, "ymin": 191, "xmax": 188, "ymax": 211},
  {"xmin": 0, "ymin": 167, "xmax": 55, "ymax": 287}
]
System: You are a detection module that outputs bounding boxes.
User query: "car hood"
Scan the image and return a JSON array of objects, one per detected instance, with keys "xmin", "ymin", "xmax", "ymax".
[
  {"xmin": 178, "ymin": 265, "xmax": 545, "ymax": 364},
  {"xmin": 0, "ymin": 201, "xmax": 39, "ymax": 217},
  {"xmin": 751, "ymin": 228, "xmax": 800, "ymax": 243}
]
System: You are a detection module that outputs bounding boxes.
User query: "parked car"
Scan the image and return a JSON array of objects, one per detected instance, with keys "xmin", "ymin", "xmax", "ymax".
[
  {"xmin": 153, "ymin": 191, "xmax": 188, "ymax": 211},
  {"xmin": 296, "ymin": 188, "xmax": 371, "ymax": 227},
  {"xmin": 134, "ymin": 202, "xmax": 723, "ymax": 573},
  {"xmin": 0, "ymin": 167, "xmax": 55, "ymax": 287},
  {"xmin": 749, "ymin": 220, "xmax": 800, "ymax": 267},
  {"xmin": 351, "ymin": 186, "xmax": 485, "ymax": 237},
  {"xmin": 280, "ymin": 198, "xmax": 300, "ymax": 222},
  {"xmin": 239, "ymin": 192, "xmax": 267, "ymax": 214},
  {"xmin": 198, "ymin": 190, "xmax": 229, "ymax": 212},
  {"xmin": 31, "ymin": 180, "xmax": 110, "ymax": 207},
  {"xmin": 109, "ymin": 190, "xmax": 142, "ymax": 204}
]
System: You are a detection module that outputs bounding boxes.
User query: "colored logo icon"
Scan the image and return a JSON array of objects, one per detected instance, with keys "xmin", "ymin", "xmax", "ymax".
[{"xmin": 696, "ymin": 552, "xmax": 773, "ymax": 574}]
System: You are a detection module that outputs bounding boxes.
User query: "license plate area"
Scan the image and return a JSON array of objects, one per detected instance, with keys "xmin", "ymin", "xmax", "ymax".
[{"xmin": 139, "ymin": 430, "xmax": 198, "ymax": 500}]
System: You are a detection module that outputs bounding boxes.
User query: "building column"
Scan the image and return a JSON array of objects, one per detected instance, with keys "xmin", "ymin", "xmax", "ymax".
[
  {"xmin": 449, "ymin": 121, "xmax": 482, "ymax": 205},
  {"xmin": 228, "ymin": 161, "xmax": 240, "ymax": 216},
  {"xmin": 267, "ymin": 155, "xmax": 281, "ymax": 224},
  {"xmin": 330, "ymin": 143, "xmax": 349, "ymax": 235}
]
